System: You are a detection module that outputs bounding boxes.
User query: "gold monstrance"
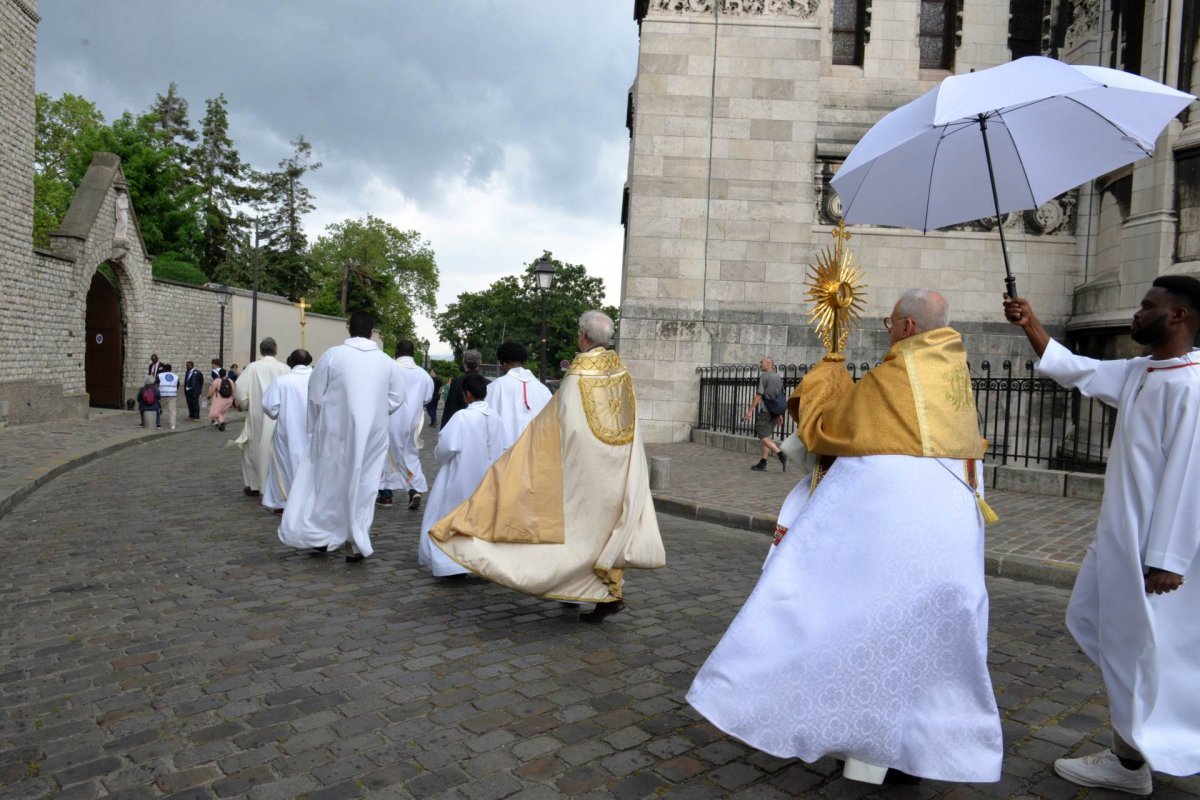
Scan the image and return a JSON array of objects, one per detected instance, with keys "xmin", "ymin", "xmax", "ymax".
[{"xmin": 806, "ymin": 223, "xmax": 867, "ymax": 362}]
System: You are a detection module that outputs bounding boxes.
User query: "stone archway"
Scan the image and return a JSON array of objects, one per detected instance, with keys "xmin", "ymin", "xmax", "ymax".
[{"xmin": 85, "ymin": 269, "xmax": 124, "ymax": 407}]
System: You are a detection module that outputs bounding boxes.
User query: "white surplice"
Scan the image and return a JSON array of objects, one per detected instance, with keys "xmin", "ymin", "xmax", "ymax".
[
  {"xmin": 233, "ymin": 355, "xmax": 290, "ymax": 492},
  {"xmin": 486, "ymin": 366, "xmax": 552, "ymax": 452},
  {"xmin": 260, "ymin": 364, "xmax": 313, "ymax": 510},
  {"xmin": 687, "ymin": 455, "xmax": 1002, "ymax": 783},
  {"xmin": 278, "ymin": 338, "xmax": 404, "ymax": 558},
  {"xmin": 419, "ymin": 401, "xmax": 504, "ymax": 577},
  {"xmin": 1037, "ymin": 339, "xmax": 1200, "ymax": 775},
  {"xmin": 381, "ymin": 356, "xmax": 434, "ymax": 494}
]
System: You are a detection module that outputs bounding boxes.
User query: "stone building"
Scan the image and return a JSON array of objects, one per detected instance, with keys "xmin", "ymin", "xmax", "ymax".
[
  {"xmin": 620, "ymin": 0, "xmax": 1199, "ymax": 443},
  {"xmin": 0, "ymin": 0, "xmax": 344, "ymax": 427}
]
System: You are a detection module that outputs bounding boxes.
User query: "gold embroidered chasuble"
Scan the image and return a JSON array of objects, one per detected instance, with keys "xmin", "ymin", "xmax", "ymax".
[
  {"xmin": 795, "ymin": 327, "xmax": 985, "ymax": 460},
  {"xmin": 429, "ymin": 347, "xmax": 665, "ymax": 602}
]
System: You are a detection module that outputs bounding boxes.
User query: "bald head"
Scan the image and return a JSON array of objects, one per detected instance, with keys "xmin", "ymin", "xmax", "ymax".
[{"xmin": 897, "ymin": 289, "xmax": 948, "ymax": 330}]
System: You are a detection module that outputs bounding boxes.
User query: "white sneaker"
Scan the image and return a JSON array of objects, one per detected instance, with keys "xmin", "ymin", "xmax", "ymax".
[{"xmin": 1054, "ymin": 750, "xmax": 1152, "ymax": 796}]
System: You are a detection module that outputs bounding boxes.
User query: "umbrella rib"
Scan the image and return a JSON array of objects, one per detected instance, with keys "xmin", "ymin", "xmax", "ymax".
[
  {"xmin": 1061, "ymin": 94, "xmax": 1154, "ymax": 156},
  {"xmin": 922, "ymin": 127, "xmax": 952, "ymax": 233},
  {"xmin": 989, "ymin": 109, "xmax": 1037, "ymax": 211}
]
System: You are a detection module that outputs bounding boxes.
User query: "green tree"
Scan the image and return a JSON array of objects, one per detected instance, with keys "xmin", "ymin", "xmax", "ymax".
[
  {"xmin": 256, "ymin": 135, "xmax": 321, "ymax": 299},
  {"xmin": 434, "ymin": 253, "xmax": 619, "ymax": 377},
  {"xmin": 194, "ymin": 94, "xmax": 250, "ymax": 277},
  {"xmin": 32, "ymin": 92, "xmax": 105, "ymax": 246},
  {"xmin": 309, "ymin": 216, "xmax": 439, "ymax": 348}
]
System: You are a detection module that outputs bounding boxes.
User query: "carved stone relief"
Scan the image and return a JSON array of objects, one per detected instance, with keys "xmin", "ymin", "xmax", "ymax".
[
  {"xmin": 1063, "ymin": 0, "xmax": 1099, "ymax": 53},
  {"xmin": 651, "ymin": 0, "xmax": 820, "ymax": 16}
]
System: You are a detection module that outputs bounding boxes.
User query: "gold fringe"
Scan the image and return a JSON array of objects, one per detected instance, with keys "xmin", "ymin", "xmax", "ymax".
[{"xmin": 976, "ymin": 494, "xmax": 999, "ymax": 525}]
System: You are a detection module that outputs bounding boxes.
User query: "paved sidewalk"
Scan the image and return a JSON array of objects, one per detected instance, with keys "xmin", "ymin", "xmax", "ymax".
[
  {"xmin": 646, "ymin": 442, "xmax": 1100, "ymax": 588},
  {"xmin": 0, "ymin": 409, "xmax": 243, "ymax": 519}
]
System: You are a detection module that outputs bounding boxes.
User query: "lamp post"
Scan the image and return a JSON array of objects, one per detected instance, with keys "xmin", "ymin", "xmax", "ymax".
[
  {"xmin": 533, "ymin": 257, "xmax": 556, "ymax": 383},
  {"xmin": 216, "ymin": 285, "xmax": 233, "ymax": 367},
  {"xmin": 250, "ymin": 217, "xmax": 260, "ymax": 364},
  {"xmin": 422, "ymin": 338, "xmax": 431, "ymax": 370}
]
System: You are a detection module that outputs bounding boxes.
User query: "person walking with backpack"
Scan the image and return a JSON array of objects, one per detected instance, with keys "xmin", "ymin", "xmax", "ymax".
[
  {"xmin": 137, "ymin": 376, "xmax": 161, "ymax": 429},
  {"xmin": 745, "ymin": 356, "xmax": 788, "ymax": 472},
  {"xmin": 207, "ymin": 368, "xmax": 235, "ymax": 431}
]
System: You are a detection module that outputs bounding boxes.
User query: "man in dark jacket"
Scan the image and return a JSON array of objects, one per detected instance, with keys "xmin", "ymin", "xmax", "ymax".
[
  {"xmin": 184, "ymin": 361, "xmax": 204, "ymax": 421},
  {"xmin": 440, "ymin": 350, "xmax": 481, "ymax": 429}
]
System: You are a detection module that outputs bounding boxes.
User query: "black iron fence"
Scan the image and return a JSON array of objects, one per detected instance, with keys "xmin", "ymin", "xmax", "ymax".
[{"xmin": 696, "ymin": 359, "xmax": 1116, "ymax": 471}]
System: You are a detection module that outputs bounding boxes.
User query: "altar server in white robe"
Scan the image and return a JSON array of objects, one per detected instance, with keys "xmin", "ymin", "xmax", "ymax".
[
  {"xmin": 261, "ymin": 349, "xmax": 313, "ymax": 514},
  {"xmin": 379, "ymin": 339, "xmax": 435, "ymax": 510},
  {"xmin": 1006, "ymin": 277, "xmax": 1200, "ymax": 795},
  {"xmin": 279, "ymin": 312, "xmax": 404, "ymax": 562},
  {"xmin": 419, "ymin": 373, "xmax": 504, "ymax": 578},
  {"xmin": 233, "ymin": 338, "xmax": 290, "ymax": 497},
  {"xmin": 688, "ymin": 290, "xmax": 1002, "ymax": 785},
  {"xmin": 487, "ymin": 341, "xmax": 552, "ymax": 452}
]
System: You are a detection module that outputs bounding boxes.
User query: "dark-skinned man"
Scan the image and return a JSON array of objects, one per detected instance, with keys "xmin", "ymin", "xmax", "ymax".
[{"xmin": 1004, "ymin": 276, "xmax": 1200, "ymax": 794}]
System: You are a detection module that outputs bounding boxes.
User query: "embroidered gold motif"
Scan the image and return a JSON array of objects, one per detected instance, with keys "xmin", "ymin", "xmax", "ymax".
[
  {"xmin": 944, "ymin": 363, "xmax": 973, "ymax": 411},
  {"xmin": 578, "ymin": 372, "xmax": 636, "ymax": 446}
]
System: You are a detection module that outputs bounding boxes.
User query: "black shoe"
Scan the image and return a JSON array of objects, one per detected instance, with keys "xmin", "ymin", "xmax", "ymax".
[
  {"xmin": 750, "ymin": 460, "xmax": 767, "ymax": 472},
  {"xmin": 883, "ymin": 769, "xmax": 921, "ymax": 785},
  {"xmin": 778, "ymin": 452, "xmax": 789, "ymax": 472},
  {"xmin": 309, "ymin": 546, "xmax": 330, "ymax": 557},
  {"xmin": 217, "ymin": 422, "xmax": 226, "ymax": 431},
  {"xmin": 345, "ymin": 554, "xmax": 365, "ymax": 563},
  {"xmin": 579, "ymin": 600, "xmax": 624, "ymax": 623},
  {"xmin": 408, "ymin": 491, "xmax": 422, "ymax": 511}
]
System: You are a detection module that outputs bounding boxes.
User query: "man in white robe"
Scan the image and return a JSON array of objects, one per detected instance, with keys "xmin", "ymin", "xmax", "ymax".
[
  {"xmin": 278, "ymin": 312, "xmax": 405, "ymax": 562},
  {"xmin": 1006, "ymin": 277, "xmax": 1200, "ymax": 794},
  {"xmin": 379, "ymin": 340, "xmax": 435, "ymax": 511},
  {"xmin": 233, "ymin": 338, "xmax": 290, "ymax": 497},
  {"xmin": 486, "ymin": 341, "xmax": 552, "ymax": 452},
  {"xmin": 687, "ymin": 290, "xmax": 1002, "ymax": 785},
  {"xmin": 430, "ymin": 311, "xmax": 666, "ymax": 623},
  {"xmin": 419, "ymin": 373, "xmax": 504, "ymax": 578},
  {"xmin": 261, "ymin": 349, "xmax": 313, "ymax": 514}
]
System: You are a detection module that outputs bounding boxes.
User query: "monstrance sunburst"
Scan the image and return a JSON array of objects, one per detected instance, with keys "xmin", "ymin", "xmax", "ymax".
[{"xmin": 806, "ymin": 223, "xmax": 867, "ymax": 362}]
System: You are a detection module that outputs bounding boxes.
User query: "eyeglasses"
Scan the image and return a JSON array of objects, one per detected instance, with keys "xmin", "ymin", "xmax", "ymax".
[{"xmin": 883, "ymin": 315, "xmax": 911, "ymax": 331}]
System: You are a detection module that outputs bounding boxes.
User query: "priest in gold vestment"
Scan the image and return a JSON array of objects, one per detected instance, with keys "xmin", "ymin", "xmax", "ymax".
[
  {"xmin": 430, "ymin": 310, "xmax": 666, "ymax": 623},
  {"xmin": 688, "ymin": 289, "xmax": 1002, "ymax": 785}
]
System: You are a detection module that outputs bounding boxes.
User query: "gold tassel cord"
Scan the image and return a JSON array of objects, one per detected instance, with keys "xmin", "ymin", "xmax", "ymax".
[{"xmin": 977, "ymin": 494, "xmax": 1000, "ymax": 525}]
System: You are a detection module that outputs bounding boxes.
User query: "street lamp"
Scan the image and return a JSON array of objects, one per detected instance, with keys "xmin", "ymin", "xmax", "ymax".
[
  {"xmin": 250, "ymin": 217, "xmax": 261, "ymax": 364},
  {"xmin": 534, "ymin": 258, "xmax": 556, "ymax": 383},
  {"xmin": 216, "ymin": 285, "xmax": 233, "ymax": 367},
  {"xmin": 421, "ymin": 338, "xmax": 431, "ymax": 369}
]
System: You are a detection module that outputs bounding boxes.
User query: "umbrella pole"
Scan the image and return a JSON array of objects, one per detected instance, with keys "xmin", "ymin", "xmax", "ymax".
[{"xmin": 978, "ymin": 115, "xmax": 1018, "ymax": 299}]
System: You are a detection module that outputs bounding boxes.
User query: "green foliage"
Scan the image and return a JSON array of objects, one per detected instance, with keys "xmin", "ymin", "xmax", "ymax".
[
  {"xmin": 33, "ymin": 92, "xmax": 105, "ymax": 246},
  {"xmin": 429, "ymin": 358, "xmax": 460, "ymax": 381},
  {"xmin": 309, "ymin": 216, "xmax": 439, "ymax": 350},
  {"xmin": 256, "ymin": 136, "xmax": 321, "ymax": 299},
  {"xmin": 434, "ymin": 253, "xmax": 619, "ymax": 377},
  {"xmin": 152, "ymin": 253, "xmax": 209, "ymax": 285},
  {"xmin": 195, "ymin": 94, "xmax": 250, "ymax": 277}
]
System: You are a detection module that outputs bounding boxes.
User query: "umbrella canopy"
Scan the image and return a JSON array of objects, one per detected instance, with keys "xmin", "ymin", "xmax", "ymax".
[{"xmin": 831, "ymin": 56, "xmax": 1195, "ymax": 234}]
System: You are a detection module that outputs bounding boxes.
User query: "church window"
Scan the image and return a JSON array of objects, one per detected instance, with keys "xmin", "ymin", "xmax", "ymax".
[
  {"xmin": 1008, "ymin": 0, "xmax": 1044, "ymax": 59},
  {"xmin": 1110, "ymin": 0, "xmax": 1144, "ymax": 75},
  {"xmin": 832, "ymin": 0, "xmax": 869, "ymax": 66},
  {"xmin": 919, "ymin": 0, "xmax": 956, "ymax": 69}
]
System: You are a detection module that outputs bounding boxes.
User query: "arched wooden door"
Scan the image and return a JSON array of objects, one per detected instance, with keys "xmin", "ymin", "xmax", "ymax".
[{"xmin": 85, "ymin": 270, "xmax": 124, "ymax": 408}]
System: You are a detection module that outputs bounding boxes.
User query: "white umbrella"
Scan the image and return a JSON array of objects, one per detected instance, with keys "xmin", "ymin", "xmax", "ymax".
[{"xmin": 830, "ymin": 56, "xmax": 1195, "ymax": 297}]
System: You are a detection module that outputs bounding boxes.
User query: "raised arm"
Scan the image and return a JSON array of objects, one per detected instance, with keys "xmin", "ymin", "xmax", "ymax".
[{"xmin": 1003, "ymin": 295, "xmax": 1051, "ymax": 357}]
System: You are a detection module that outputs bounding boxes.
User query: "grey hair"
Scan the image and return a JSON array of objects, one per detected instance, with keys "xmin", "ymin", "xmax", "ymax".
[
  {"xmin": 578, "ymin": 310, "xmax": 614, "ymax": 347},
  {"xmin": 895, "ymin": 289, "xmax": 949, "ymax": 331},
  {"xmin": 463, "ymin": 349, "xmax": 482, "ymax": 367},
  {"xmin": 259, "ymin": 337, "xmax": 278, "ymax": 356}
]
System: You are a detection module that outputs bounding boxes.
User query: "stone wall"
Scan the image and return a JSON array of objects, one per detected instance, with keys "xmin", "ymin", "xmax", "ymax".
[{"xmin": 622, "ymin": 0, "xmax": 1081, "ymax": 442}]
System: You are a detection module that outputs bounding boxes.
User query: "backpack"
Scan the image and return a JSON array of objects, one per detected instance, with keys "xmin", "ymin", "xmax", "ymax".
[
  {"xmin": 218, "ymin": 378, "xmax": 233, "ymax": 398},
  {"xmin": 140, "ymin": 386, "xmax": 157, "ymax": 406}
]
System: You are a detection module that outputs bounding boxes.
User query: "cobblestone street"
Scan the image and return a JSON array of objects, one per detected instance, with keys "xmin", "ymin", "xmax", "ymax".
[{"xmin": 2, "ymin": 424, "xmax": 1197, "ymax": 799}]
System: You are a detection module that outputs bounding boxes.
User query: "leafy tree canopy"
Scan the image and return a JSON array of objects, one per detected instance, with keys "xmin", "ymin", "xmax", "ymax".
[
  {"xmin": 434, "ymin": 253, "xmax": 618, "ymax": 378},
  {"xmin": 309, "ymin": 216, "xmax": 439, "ymax": 350}
]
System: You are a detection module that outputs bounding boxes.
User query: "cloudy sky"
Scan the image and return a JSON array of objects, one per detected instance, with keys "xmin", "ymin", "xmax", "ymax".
[{"xmin": 35, "ymin": 1, "xmax": 640, "ymax": 352}]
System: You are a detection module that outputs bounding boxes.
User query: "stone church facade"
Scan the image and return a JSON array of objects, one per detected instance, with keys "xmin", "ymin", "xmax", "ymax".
[{"xmin": 620, "ymin": 0, "xmax": 1200, "ymax": 442}]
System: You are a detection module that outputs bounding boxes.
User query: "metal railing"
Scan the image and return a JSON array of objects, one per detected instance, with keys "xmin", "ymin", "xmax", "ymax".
[{"xmin": 696, "ymin": 359, "xmax": 1115, "ymax": 471}]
